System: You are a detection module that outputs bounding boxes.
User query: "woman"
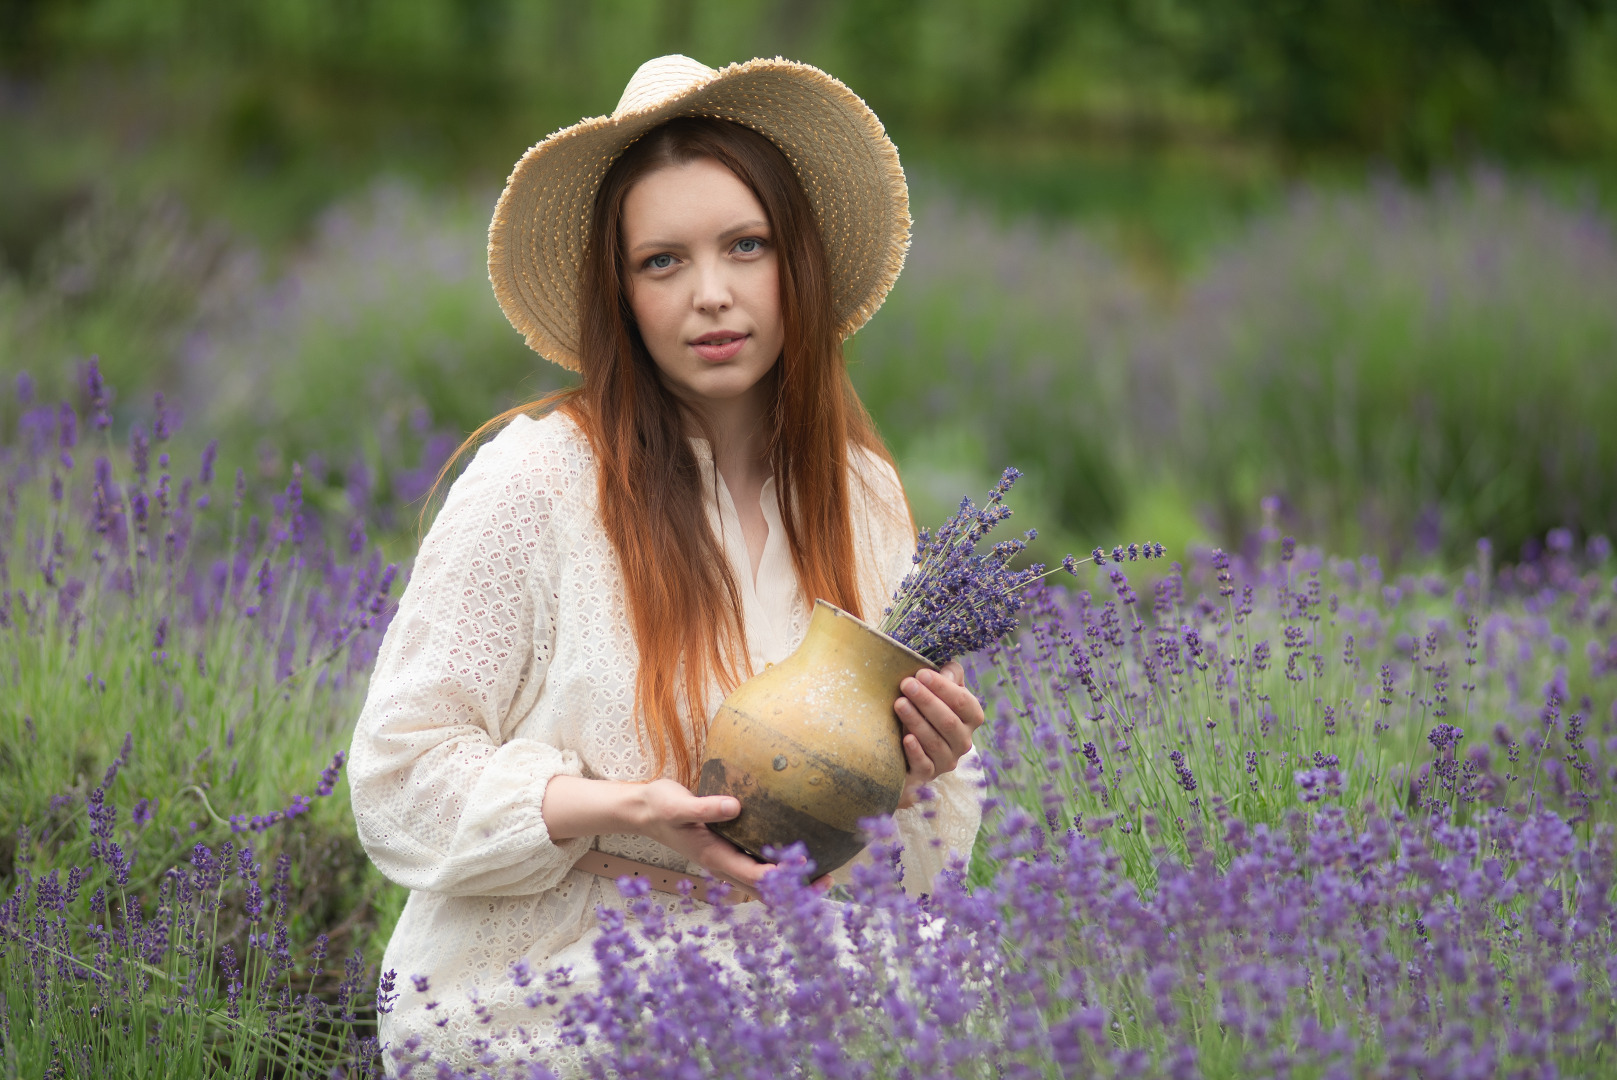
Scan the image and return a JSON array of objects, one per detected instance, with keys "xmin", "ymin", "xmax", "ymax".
[{"xmin": 350, "ymin": 55, "xmax": 985, "ymax": 1074}]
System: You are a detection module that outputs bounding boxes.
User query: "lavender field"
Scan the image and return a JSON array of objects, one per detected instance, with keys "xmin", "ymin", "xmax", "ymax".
[
  {"xmin": 3, "ymin": 350, "xmax": 1615, "ymax": 1075},
  {"xmin": 7, "ymin": 0, "xmax": 1617, "ymax": 1072},
  {"xmin": 7, "ymin": 171, "xmax": 1615, "ymax": 565}
]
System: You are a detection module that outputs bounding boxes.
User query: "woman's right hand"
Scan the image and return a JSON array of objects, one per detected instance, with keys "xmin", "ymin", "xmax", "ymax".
[
  {"xmin": 627, "ymin": 779, "xmax": 776, "ymax": 896},
  {"xmin": 545, "ymin": 774, "xmax": 824, "ymax": 900}
]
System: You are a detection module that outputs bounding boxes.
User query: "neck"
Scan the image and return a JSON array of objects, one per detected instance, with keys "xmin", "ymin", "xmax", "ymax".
[{"xmin": 684, "ymin": 379, "xmax": 774, "ymax": 488}]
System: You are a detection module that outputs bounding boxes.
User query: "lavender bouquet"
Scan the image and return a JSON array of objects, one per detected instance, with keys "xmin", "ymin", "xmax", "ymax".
[{"xmin": 878, "ymin": 466, "xmax": 1162, "ymax": 663}]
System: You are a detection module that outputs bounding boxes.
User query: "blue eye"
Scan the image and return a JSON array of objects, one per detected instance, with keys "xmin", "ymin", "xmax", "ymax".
[
  {"xmin": 647, "ymin": 253, "xmax": 675, "ymax": 270},
  {"xmin": 734, "ymin": 238, "xmax": 763, "ymax": 254}
]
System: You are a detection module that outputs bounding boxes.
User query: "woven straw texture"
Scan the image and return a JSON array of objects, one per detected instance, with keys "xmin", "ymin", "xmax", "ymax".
[{"xmin": 488, "ymin": 55, "xmax": 911, "ymax": 371}]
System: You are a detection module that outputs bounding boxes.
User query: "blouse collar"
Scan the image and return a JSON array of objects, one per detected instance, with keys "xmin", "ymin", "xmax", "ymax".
[{"xmin": 686, "ymin": 436, "xmax": 797, "ymax": 666}]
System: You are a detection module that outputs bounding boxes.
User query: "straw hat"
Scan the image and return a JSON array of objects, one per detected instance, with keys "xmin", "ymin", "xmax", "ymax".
[{"xmin": 488, "ymin": 54, "xmax": 911, "ymax": 371}]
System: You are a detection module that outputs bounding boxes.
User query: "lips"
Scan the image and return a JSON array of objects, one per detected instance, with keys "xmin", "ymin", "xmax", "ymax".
[{"xmin": 690, "ymin": 332, "xmax": 750, "ymax": 362}]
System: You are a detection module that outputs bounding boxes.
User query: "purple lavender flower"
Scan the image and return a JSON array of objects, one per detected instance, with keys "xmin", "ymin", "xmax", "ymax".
[
  {"xmin": 230, "ymin": 751, "xmax": 350, "ymax": 833},
  {"xmin": 81, "ymin": 357, "xmax": 112, "ymax": 430},
  {"xmin": 1213, "ymin": 548, "xmax": 1234, "ymax": 597},
  {"xmin": 377, "ymin": 968, "xmax": 399, "ymax": 1015},
  {"xmin": 1428, "ymin": 723, "xmax": 1464, "ymax": 755},
  {"xmin": 198, "ymin": 438, "xmax": 218, "ymax": 486},
  {"xmin": 131, "ymin": 798, "xmax": 156, "ymax": 827},
  {"xmin": 878, "ymin": 468, "xmax": 1159, "ymax": 662},
  {"xmin": 130, "ymin": 424, "xmax": 151, "ymax": 484},
  {"xmin": 153, "ymin": 392, "xmax": 176, "ymax": 441},
  {"xmin": 151, "ymin": 615, "xmax": 169, "ymax": 662},
  {"xmin": 1294, "ymin": 766, "xmax": 1343, "ymax": 802},
  {"xmin": 1169, "ymin": 749, "xmax": 1198, "ymax": 792},
  {"xmin": 57, "ymin": 402, "xmax": 78, "ymax": 454},
  {"xmin": 360, "ymin": 563, "xmax": 400, "ymax": 629},
  {"xmin": 315, "ymin": 751, "xmax": 347, "ymax": 797}
]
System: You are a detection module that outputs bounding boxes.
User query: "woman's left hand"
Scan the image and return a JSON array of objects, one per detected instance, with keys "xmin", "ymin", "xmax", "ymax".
[{"xmin": 894, "ymin": 661, "xmax": 984, "ymax": 810}]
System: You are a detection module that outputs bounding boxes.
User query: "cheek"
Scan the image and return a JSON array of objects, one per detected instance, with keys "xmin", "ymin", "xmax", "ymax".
[
  {"xmin": 747, "ymin": 261, "xmax": 785, "ymax": 348},
  {"xmin": 627, "ymin": 281, "xmax": 679, "ymax": 347}
]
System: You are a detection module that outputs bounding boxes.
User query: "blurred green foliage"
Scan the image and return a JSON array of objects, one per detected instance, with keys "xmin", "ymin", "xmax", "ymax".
[
  {"xmin": 6, "ymin": 0, "xmax": 1614, "ymax": 159},
  {"xmin": 1091, "ymin": 0, "xmax": 1617, "ymax": 166},
  {"xmin": 4, "ymin": 0, "xmax": 1617, "ymax": 250}
]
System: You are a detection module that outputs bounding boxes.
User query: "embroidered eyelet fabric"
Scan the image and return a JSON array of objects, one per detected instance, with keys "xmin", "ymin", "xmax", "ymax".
[{"xmin": 349, "ymin": 411, "xmax": 984, "ymax": 1076}]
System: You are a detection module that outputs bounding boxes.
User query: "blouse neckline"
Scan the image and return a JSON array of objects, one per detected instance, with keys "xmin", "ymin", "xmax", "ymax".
[{"xmin": 690, "ymin": 436, "xmax": 799, "ymax": 667}]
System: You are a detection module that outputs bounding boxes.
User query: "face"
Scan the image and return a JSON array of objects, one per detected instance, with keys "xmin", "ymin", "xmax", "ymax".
[{"xmin": 621, "ymin": 156, "xmax": 785, "ymax": 411}]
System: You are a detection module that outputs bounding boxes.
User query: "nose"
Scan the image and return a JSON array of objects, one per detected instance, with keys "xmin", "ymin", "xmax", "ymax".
[{"xmin": 692, "ymin": 256, "xmax": 733, "ymax": 316}]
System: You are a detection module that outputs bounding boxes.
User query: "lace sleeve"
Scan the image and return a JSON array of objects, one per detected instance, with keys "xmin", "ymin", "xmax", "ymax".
[
  {"xmin": 348, "ymin": 417, "xmax": 593, "ymax": 896},
  {"xmin": 841, "ymin": 447, "xmax": 985, "ymax": 894}
]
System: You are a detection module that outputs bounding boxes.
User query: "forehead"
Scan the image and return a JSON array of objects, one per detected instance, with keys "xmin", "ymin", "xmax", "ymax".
[{"xmin": 620, "ymin": 157, "xmax": 768, "ymax": 243}]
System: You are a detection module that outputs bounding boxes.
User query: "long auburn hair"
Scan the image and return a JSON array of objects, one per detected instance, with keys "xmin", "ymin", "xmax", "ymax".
[{"xmin": 428, "ymin": 117, "xmax": 902, "ymax": 786}]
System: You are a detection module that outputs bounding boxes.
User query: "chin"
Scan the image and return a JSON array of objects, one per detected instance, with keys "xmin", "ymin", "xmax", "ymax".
[
  {"xmin": 680, "ymin": 361, "xmax": 775, "ymax": 401},
  {"xmin": 683, "ymin": 373, "xmax": 762, "ymax": 401}
]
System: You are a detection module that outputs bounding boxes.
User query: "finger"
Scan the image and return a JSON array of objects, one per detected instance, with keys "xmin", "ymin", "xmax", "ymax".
[
  {"xmin": 919, "ymin": 668, "xmax": 986, "ymax": 731},
  {"xmin": 900, "ymin": 675, "xmax": 975, "ymax": 759},
  {"xmin": 896, "ymin": 694, "xmax": 955, "ymax": 770},
  {"xmin": 916, "ymin": 668, "xmax": 984, "ymax": 737},
  {"xmin": 664, "ymin": 794, "xmax": 741, "ymax": 826},
  {"xmin": 691, "ymin": 795, "xmax": 741, "ymax": 822},
  {"xmin": 697, "ymin": 841, "xmax": 774, "ymax": 887},
  {"xmin": 901, "ymin": 731, "xmax": 937, "ymax": 782}
]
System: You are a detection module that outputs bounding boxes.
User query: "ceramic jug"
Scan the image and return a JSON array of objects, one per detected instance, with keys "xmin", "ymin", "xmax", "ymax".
[{"xmin": 696, "ymin": 599, "xmax": 936, "ymax": 875}]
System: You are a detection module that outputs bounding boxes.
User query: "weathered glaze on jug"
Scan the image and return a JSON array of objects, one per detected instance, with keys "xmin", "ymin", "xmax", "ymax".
[{"xmin": 696, "ymin": 599, "xmax": 936, "ymax": 875}]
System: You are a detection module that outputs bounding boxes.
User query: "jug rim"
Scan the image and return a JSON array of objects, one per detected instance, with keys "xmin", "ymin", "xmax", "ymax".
[{"xmin": 811, "ymin": 598, "xmax": 939, "ymax": 671}]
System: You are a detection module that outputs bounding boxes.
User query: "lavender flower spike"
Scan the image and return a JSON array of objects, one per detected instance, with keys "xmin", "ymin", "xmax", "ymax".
[{"xmin": 877, "ymin": 466, "xmax": 1161, "ymax": 663}]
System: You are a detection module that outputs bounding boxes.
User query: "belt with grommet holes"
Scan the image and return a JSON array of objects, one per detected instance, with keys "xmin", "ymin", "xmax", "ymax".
[{"xmin": 573, "ymin": 850, "xmax": 755, "ymax": 905}]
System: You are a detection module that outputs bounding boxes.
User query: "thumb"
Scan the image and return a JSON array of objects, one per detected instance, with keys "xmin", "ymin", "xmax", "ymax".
[{"xmin": 692, "ymin": 794, "xmax": 741, "ymax": 822}]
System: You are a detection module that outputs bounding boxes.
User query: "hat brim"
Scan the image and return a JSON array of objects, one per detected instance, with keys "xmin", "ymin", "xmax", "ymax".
[{"xmin": 488, "ymin": 58, "xmax": 910, "ymax": 371}]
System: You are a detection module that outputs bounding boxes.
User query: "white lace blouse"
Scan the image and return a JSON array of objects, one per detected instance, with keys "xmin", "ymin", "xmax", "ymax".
[{"xmin": 349, "ymin": 410, "xmax": 983, "ymax": 1072}]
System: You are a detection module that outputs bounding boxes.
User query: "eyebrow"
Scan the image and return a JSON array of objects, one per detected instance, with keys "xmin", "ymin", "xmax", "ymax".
[{"xmin": 627, "ymin": 219, "xmax": 771, "ymax": 257}]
